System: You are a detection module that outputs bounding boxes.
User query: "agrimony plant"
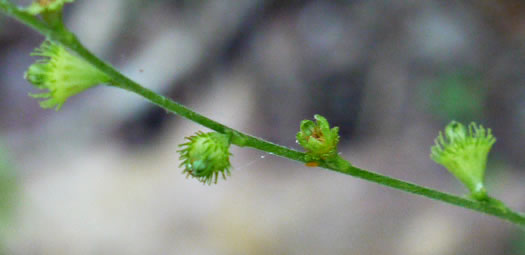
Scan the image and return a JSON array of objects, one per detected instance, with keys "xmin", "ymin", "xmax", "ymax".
[{"xmin": 0, "ymin": 0, "xmax": 524, "ymax": 227}]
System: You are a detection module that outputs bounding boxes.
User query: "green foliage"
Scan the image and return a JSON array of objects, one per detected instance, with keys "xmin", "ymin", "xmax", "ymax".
[
  {"xmin": 511, "ymin": 231, "xmax": 525, "ymax": 254},
  {"xmin": 0, "ymin": 141, "xmax": 17, "ymax": 253},
  {"xmin": 0, "ymin": 143, "xmax": 15, "ymax": 220},
  {"xmin": 423, "ymin": 72, "xmax": 486, "ymax": 121}
]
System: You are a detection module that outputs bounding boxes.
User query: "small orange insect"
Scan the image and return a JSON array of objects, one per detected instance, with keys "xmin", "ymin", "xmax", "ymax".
[{"xmin": 305, "ymin": 161, "xmax": 320, "ymax": 167}]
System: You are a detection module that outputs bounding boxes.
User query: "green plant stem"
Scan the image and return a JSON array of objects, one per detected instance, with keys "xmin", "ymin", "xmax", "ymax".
[{"xmin": 1, "ymin": 0, "xmax": 524, "ymax": 227}]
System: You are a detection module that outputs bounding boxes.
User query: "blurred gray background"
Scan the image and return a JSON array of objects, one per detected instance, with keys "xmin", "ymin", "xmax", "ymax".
[{"xmin": 1, "ymin": 0, "xmax": 525, "ymax": 254}]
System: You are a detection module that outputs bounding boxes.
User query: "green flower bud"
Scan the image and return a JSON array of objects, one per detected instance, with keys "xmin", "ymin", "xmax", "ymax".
[
  {"xmin": 178, "ymin": 132, "xmax": 232, "ymax": 185},
  {"xmin": 24, "ymin": 40, "xmax": 110, "ymax": 110},
  {"xmin": 26, "ymin": 0, "xmax": 75, "ymax": 15},
  {"xmin": 296, "ymin": 114, "xmax": 340, "ymax": 162},
  {"xmin": 430, "ymin": 121, "xmax": 496, "ymax": 200}
]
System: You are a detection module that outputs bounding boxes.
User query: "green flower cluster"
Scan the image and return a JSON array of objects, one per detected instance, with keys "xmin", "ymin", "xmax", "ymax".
[
  {"xmin": 431, "ymin": 121, "xmax": 496, "ymax": 200},
  {"xmin": 178, "ymin": 132, "xmax": 232, "ymax": 185},
  {"xmin": 296, "ymin": 114, "xmax": 340, "ymax": 162}
]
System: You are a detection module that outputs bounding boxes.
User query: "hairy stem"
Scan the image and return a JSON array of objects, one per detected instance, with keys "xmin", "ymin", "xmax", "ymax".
[{"xmin": 1, "ymin": 0, "xmax": 524, "ymax": 227}]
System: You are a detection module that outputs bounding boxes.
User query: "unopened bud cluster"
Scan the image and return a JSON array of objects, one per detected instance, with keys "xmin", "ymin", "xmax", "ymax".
[{"xmin": 296, "ymin": 114, "xmax": 340, "ymax": 163}]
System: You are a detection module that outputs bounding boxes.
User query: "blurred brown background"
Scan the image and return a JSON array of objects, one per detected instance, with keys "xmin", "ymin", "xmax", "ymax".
[{"xmin": 1, "ymin": 0, "xmax": 525, "ymax": 254}]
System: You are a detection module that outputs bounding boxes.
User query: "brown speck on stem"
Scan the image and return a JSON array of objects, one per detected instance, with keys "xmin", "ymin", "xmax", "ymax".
[{"xmin": 38, "ymin": 0, "xmax": 55, "ymax": 6}]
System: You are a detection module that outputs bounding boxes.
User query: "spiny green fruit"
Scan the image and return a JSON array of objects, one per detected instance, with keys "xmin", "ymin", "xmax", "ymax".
[
  {"xmin": 24, "ymin": 40, "xmax": 110, "ymax": 110},
  {"xmin": 431, "ymin": 121, "xmax": 496, "ymax": 201},
  {"xmin": 178, "ymin": 132, "xmax": 232, "ymax": 185}
]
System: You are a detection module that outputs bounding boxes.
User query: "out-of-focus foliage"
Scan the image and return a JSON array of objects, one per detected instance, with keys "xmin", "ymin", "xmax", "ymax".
[
  {"xmin": 510, "ymin": 231, "xmax": 525, "ymax": 254},
  {"xmin": 0, "ymin": 141, "xmax": 17, "ymax": 253},
  {"xmin": 0, "ymin": 146, "xmax": 15, "ymax": 219},
  {"xmin": 422, "ymin": 72, "xmax": 486, "ymax": 122}
]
